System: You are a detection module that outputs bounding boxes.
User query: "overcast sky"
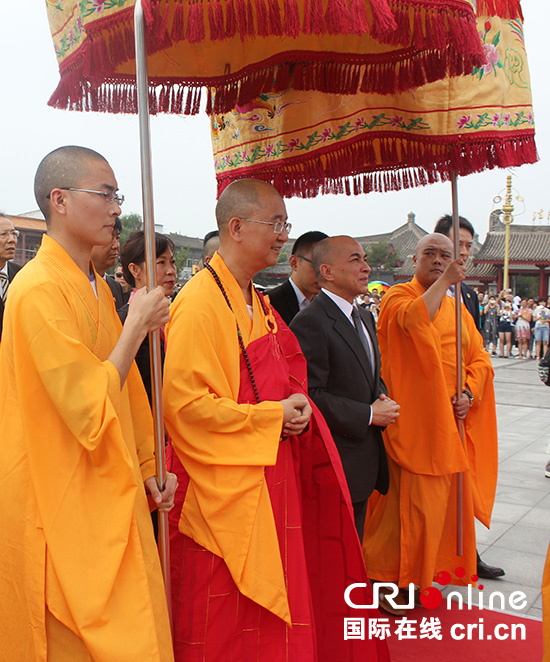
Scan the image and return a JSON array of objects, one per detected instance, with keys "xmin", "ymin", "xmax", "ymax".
[{"xmin": 0, "ymin": 0, "xmax": 547, "ymax": 242}]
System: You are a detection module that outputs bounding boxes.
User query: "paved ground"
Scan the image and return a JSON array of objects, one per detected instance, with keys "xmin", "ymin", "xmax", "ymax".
[{"xmin": 440, "ymin": 353, "xmax": 550, "ymax": 619}]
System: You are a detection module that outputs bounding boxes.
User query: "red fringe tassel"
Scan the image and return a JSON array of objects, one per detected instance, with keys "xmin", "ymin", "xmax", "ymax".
[
  {"xmin": 476, "ymin": 0, "xmax": 523, "ymax": 19},
  {"xmin": 215, "ymin": 133, "xmax": 538, "ymax": 199}
]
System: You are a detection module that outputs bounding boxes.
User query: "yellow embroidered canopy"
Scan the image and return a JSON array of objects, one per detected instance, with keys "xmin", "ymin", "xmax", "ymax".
[
  {"xmin": 212, "ymin": 5, "xmax": 537, "ymax": 197},
  {"xmin": 47, "ymin": 0, "xmax": 486, "ymax": 115}
]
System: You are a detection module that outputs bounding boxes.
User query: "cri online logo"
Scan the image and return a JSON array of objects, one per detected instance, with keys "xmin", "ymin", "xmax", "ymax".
[{"xmin": 345, "ymin": 567, "xmax": 527, "ymax": 612}]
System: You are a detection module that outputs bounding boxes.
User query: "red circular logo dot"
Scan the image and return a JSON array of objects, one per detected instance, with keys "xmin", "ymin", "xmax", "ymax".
[
  {"xmin": 420, "ymin": 587, "xmax": 443, "ymax": 610},
  {"xmin": 471, "ymin": 574, "xmax": 479, "ymax": 583},
  {"xmin": 436, "ymin": 571, "xmax": 451, "ymax": 586},
  {"xmin": 455, "ymin": 566, "xmax": 466, "ymax": 578},
  {"xmin": 478, "ymin": 584, "xmax": 484, "ymax": 590}
]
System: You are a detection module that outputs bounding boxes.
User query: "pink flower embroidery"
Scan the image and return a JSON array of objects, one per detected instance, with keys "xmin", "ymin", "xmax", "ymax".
[
  {"xmin": 354, "ymin": 117, "xmax": 365, "ymax": 131},
  {"xmin": 288, "ymin": 138, "xmax": 301, "ymax": 152},
  {"xmin": 225, "ymin": 155, "xmax": 232, "ymax": 166},
  {"xmin": 456, "ymin": 115, "xmax": 471, "ymax": 130},
  {"xmin": 265, "ymin": 144, "xmax": 275, "ymax": 157},
  {"xmin": 504, "ymin": 113, "xmax": 511, "ymax": 126},
  {"xmin": 69, "ymin": 30, "xmax": 75, "ymax": 46},
  {"xmin": 482, "ymin": 43, "xmax": 500, "ymax": 75},
  {"xmin": 76, "ymin": 16, "xmax": 82, "ymax": 31},
  {"xmin": 492, "ymin": 113, "xmax": 500, "ymax": 127},
  {"xmin": 241, "ymin": 150, "xmax": 247, "ymax": 160},
  {"xmin": 321, "ymin": 128, "xmax": 332, "ymax": 143},
  {"xmin": 390, "ymin": 115, "xmax": 403, "ymax": 127},
  {"xmin": 91, "ymin": 0, "xmax": 105, "ymax": 14},
  {"xmin": 527, "ymin": 112, "xmax": 534, "ymax": 125}
]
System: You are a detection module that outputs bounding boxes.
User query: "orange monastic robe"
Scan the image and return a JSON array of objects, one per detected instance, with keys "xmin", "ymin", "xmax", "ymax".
[
  {"xmin": 0, "ymin": 236, "xmax": 173, "ymax": 662},
  {"xmin": 364, "ymin": 276, "xmax": 497, "ymax": 589}
]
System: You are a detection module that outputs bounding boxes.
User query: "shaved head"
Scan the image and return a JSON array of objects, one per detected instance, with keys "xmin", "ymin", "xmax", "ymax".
[
  {"xmin": 312, "ymin": 236, "xmax": 371, "ymax": 303},
  {"xmin": 415, "ymin": 233, "xmax": 453, "ymax": 255},
  {"xmin": 34, "ymin": 146, "xmax": 108, "ymax": 222},
  {"xmin": 215, "ymin": 179, "xmax": 283, "ymax": 233},
  {"xmin": 312, "ymin": 236, "xmax": 360, "ymax": 282},
  {"xmin": 413, "ymin": 233, "xmax": 454, "ymax": 288}
]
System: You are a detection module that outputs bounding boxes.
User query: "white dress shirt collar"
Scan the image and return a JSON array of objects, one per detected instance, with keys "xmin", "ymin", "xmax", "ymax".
[
  {"xmin": 321, "ymin": 288, "xmax": 354, "ymax": 322},
  {"xmin": 289, "ymin": 277, "xmax": 309, "ymax": 310}
]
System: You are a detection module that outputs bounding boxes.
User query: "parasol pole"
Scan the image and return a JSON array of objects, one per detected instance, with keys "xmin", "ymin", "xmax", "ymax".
[
  {"xmin": 134, "ymin": 0, "xmax": 172, "ymax": 622},
  {"xmin": 451, "ymin": 172, "xmax": 464, "ymax": 557}
]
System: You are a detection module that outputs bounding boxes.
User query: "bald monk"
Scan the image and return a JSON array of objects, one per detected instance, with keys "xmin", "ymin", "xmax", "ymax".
[
  {"xmin": 163, "ymin": 179, "xmax": 389, "ymax": 662},
  {"xmin": 0, "ymin": 146, "xmax": 176, "ymax": 661},
  {"xmin": 363, "ymin": 233, "xmax": 498, "ymax": 612}
]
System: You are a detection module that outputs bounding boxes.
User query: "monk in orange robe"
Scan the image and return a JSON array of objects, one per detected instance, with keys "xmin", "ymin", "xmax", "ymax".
[
  {"xmin": 364, "ymin": 233, "xmax": 498, "ymax": 600},
  {"xmin": 163, "ymin": 179, "xmax": 389, "ymax": 662},
  {"xmin": 0, "ymin": 146, "xmax": 176, "ymax": 661}
]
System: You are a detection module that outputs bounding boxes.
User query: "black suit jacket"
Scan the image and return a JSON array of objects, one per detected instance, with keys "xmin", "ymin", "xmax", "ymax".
[
  {"xmin": 461, "ymin": 282, "xmax": 481, "ymax": 331},
  {"xmin": 105, "ymin": 274, "xmax": 127, "ymax": 310},
  {"xmin": 290, "ymin": 291, "xmax": 389, "ymax": 503},
  {"xmin": 268, "ymin": 279, "xmax": 300, "ymax": 325},
  {"xmin": 0, "ymin": 261, "xmax": 22, "ymax": 340}
]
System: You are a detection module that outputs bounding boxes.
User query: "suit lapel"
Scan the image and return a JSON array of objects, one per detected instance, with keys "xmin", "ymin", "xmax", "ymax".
[{"xmin": 318, "ymin": 292, "xmax": 376, "ymax": 391}]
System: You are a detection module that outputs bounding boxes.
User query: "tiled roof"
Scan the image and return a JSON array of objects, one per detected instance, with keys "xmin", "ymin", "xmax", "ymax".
[
  {"xmin": 357, "ymin": 214, "xmax": 428, "ymax": 263},
  {"xmin": 475, "ymin": 224, "xmax": 550, "ymax": 263},
  {"xmin": 8, "ymin": 214, "xmax": 46, "ymax": 232},
  {"xmin": 168, "ymin": 233, "xmax": 203, "ymax": 250}
]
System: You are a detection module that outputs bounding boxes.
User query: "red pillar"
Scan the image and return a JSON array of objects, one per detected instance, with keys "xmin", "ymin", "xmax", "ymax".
[{"xmin": 538, "ymin": 265, "xmax": 547, "ymax": 299}]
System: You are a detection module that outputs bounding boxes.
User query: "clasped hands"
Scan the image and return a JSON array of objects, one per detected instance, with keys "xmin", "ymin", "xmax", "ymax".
[
  {"xmin": 281, "ymin": 393, "xmax": 312, "ymax": 437},
  {"xmin": 371, "ymin": 393, "xmax": 400, "ymax": 426}
]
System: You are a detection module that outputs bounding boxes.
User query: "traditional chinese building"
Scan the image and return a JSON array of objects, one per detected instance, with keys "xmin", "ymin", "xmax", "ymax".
[{"xmin": 471, "ymin": 211, "xmax": 550, "ymax": 298}]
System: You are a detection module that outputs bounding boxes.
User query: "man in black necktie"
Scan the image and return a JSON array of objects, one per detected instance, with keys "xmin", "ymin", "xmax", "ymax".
[
  {"xmin": 0, "ymin": 213, "xmax": 22, "ymax": 341},
  {"xmin": 290, "ymin": 235, "xmax": 400, "ymax": 539}
]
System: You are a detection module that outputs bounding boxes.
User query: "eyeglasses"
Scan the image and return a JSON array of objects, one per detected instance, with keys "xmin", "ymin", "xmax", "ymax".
[
  {"xmin": 241, "ymin": 218, "xmax": 292, "ymax": 235},
  {"xmin": 47, "ymin": 187, "xmax": 125, "ymax": 205},
  {"xmin": 296, "ymin": 255, "xmax": 312, "ymax": 264},
  {"xmin": 115, "ymin": 272, "xmax": 124, "ymax": 279},
  {"xmin": 0, "ymin": 229, "xmax": 19, "ymax": 239}
]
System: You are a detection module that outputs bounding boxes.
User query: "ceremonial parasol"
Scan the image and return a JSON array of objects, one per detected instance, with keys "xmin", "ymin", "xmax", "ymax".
[
  {"xmin": 211, "ymin": 7, "xmax": 536, "ymax": 196},
  {"xmin": 47, "ymin": 0, "xmax": 486, "ymax": 115}
]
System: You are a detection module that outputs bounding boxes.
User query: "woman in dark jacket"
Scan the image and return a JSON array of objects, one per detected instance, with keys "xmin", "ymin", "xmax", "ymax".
[{"xmin": 118, "ymin": 231, "xmax": 176, "ymax": 403}]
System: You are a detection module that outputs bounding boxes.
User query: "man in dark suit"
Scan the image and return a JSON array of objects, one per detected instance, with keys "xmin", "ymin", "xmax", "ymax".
[
  {"xmin": 0, "ymin": 213, "xmax": 22, "ymax": 340},
  {"xmin": 434, "ymin": 213, "xmax": 505, "ymax": 580},
  {"xmin": 434, "ymin": 214, "xmax": 481, "ymax": 330},
  {"xmin": 290, "ymin": 235, "xmax": 400, "ymax": 539},
  {"xmin": 268, "ymin": 230, "xmax": 328, "ymax": 324},
  {"xmin": 91, "ymin": 217, "xmax": 126, "ymax": 309}
]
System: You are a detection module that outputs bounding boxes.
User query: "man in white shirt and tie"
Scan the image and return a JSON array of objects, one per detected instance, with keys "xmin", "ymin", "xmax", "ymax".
[
  {"xmin": 0, "ymin": 213, "xmax": 22, "ymax": 340},
  {"xmin": 290, "ymin": 235, "xmax": 400, "ymax": 538}
]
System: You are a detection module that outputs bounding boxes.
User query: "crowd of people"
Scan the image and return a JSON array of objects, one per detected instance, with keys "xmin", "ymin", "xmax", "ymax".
[
  {"xmin": 478, "ymin": 289, "xmax": 550, "ymax": 360},
  {"xmin": 0, "ymin": 145, "xmax": 517, "ymax": 661}
]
